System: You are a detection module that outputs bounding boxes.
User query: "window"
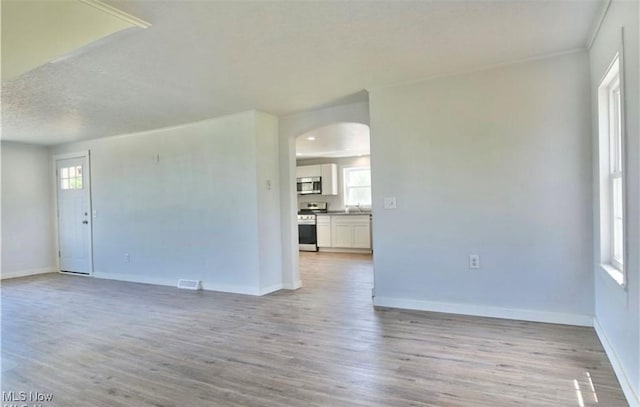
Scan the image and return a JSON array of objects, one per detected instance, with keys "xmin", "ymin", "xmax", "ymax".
[
  {"xmin": 597, "ymin": 55, "xmax": 625, "ymax": 285},
  {"xmin": 60, "ymin": 165, "xmax": 83, "ymax": 190},
  {"xmin": 343, "ymin": 167, "xmax": 371, "ymax": 207}
]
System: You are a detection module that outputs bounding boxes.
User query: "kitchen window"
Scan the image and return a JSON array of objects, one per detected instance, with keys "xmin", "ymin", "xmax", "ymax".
[
  {"xmin": 343, "ymin": 167, "xmax": 371, "ymax": 207},
  {"xmin": 597, "ymin": 54, "xmax": 625, "ymax": 286}
]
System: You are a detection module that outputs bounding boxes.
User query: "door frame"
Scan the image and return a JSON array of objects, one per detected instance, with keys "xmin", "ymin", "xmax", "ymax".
[{"xmin": 53, "ymin": 150, "xmax": 94, "ymax": 276}]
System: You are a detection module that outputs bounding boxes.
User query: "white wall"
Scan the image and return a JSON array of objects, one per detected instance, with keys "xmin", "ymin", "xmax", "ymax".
[
  {"xmin": 51, "ymin": 111, "xmax": 282, "ymax": 295},
  {"xmin": 255, "ymin": 112, "xmax": 283, "ymax": 293},
  {"xmin": 279, "ymin": 101, "xmax": 369, "ymax": 289},
  {"xmin": 369, "ymin": 51, "xmax": 594, "ymax": 326},
  {"xmin": 1, "ymin": 141, "xmax": 56, "ymax": 278},
  {"xmin": 296, "ymin": 155, "xmax": 371, "ymax": 212},
  {"xmin": 589, "ymin": 1, "xmax": 640, "ymax": 405}
]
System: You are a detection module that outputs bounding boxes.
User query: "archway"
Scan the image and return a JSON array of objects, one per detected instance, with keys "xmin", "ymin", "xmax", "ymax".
[{"xmin": 277, "ymin": 100, "xmax": 371, "ymax": 291}]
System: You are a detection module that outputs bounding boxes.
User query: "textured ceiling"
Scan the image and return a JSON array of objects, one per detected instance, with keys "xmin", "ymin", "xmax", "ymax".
[
  {"xmin": 296, "ymin": 123, "xmax": 370, "ymax": 159},
  {"xmin": 1, "ymin": 0, "xmax": 138, "ymax": 81},
  {"xmin": 2, "ymin": 0, "xmax": 604, "ymax": 145}
]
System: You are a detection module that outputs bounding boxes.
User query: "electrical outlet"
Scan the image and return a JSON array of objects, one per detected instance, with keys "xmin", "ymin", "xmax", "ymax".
[
  {"xmin": 469, "ymin": 254, "xmax": 480, "ymax": 269},
  {"xmin": 124, "ymin": 253, "xmax": 130, "ymax": 263}
]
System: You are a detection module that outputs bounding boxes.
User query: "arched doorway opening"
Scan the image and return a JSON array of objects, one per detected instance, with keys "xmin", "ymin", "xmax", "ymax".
[
  {"xmin": 277, "ymin": 99, "xmax": 370, "ymax": 293},
  {"xmin": 293, "ymin": 122, "xmax": 373, "ymax": 295}
]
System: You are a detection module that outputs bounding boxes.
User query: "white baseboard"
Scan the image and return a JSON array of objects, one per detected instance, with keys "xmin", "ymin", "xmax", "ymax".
[
  {"xmin": 1, "ymin": 267, "xmax": 56, "ymax": 280},
  {"xmin": 92, "ymin": 271, "xmax": 263, "ymax": 296},
  {"xmin": 283, "ymin": 279, "xmax": 302, "ymax": 290},
  {"xmin": 318, "ymin": 248, "xmax": 373, "ymax": 254},
  {"xmin": 260, "ymin": 283, "xmax": 284, "ymax": 295},
  {"xmin": 594, "ymin": 318, "xmax": 640, "ymax": 407},
  {"xmin": 372, "ymin": 296, "xmax": 593, "ymax": 327},
  {"xmin": 93, "ymin": 271, "xmax": 176, "ymax": 288},
  {"xmin": 201, "ymin": 282, "xmax": 261, "ymax": 296}
]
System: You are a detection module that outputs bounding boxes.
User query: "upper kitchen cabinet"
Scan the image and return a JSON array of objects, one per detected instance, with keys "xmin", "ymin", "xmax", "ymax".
[
  {"xmin": 320, "ymin": 164, "xmax": 337, "ymax": 196},
  {"xmin": 296, "ymin": 164, "xmax": 338, "ymax": 195},
  {"xmin": 296, "ymin": 165, "xmax": 320, "ymax": 179}
]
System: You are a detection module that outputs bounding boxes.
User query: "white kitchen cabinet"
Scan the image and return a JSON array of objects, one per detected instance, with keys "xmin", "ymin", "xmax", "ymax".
[
  {"xmin": 332, "ymin": 223, "xmax": 352, "ymax": 247},
  {"xmin": 352, "ymin": 223, "xmax": 372, "ymax": 248},
  {"xmin": 320, "ymin": 164, "xmax": 338, "ymax": 196},
  {"xmin": 316, "ymin": 215, "xmax": 332, "ymax": 248},
  {"xmin": 296, "ymin": 165, "xmax": 321, "ymax": 179},
  {"xmin": 296, "ymin": 164, "xmax": 338, "ymax": 195},
  {"xmin": 331, "ymin": 215, "xmax": 371, "ymax": 249}
]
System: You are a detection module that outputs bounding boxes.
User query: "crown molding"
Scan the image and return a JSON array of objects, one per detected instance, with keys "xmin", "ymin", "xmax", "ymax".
[
  {"xmin": 79, "ymin": 0, "xmax": 151, "ymax": 29},
  {"xmin": 586, "ymin": 0, "xmax": 612, "ymax": 49}
]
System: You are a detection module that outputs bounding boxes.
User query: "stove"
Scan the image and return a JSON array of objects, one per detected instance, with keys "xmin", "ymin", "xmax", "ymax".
[
  {"xmin": 298, "ymin": 202, "xmax": 328, "ymax": 215},
  {"xmin": 297, "ymin": 202, "xmax": 328, "ymax": 252}
]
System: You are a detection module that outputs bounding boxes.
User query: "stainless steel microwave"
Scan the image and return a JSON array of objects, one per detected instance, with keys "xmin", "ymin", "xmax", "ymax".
[{"xmin": 297, "ymin": 176, "xmax": 322, "ymax": 195}]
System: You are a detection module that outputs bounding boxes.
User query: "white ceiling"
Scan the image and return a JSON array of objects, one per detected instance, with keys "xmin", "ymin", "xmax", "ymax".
[
  {"xmin": 1, "ymin": 0, "xmax": 143, "ymax": 82},
  {"xmin": 2, "ymin": 0, "xmax": 604, "ymax": 145},
  {"xmin": 296, "ymin": 122, "xmax": 370, "ymax": 159}
]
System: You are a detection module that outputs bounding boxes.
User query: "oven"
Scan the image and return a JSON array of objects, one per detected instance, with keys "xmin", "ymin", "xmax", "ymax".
[
  {"xmin": 298, "ymin": 214, "xmax": 317, "ymax": 252},
  {"xmin": 297, "ymin": 202, "xmax": 327, "ymax": 252}
]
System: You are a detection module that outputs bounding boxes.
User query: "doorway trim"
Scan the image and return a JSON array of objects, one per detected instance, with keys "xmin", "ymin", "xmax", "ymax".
[{"xmin": 53, "ymin": 150, "xmax": 94, "ymax": 276}]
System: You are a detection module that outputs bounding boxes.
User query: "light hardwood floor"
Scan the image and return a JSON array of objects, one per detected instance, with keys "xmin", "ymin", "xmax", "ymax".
[{"xmin": 1, "ymin": 252, "xmax": 628, "ymax": 406}]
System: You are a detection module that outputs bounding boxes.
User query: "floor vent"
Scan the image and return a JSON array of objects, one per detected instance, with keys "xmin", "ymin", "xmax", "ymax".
[{"xmin": 177, "ymin": 279, "xmax": 201, "ymax": 290}]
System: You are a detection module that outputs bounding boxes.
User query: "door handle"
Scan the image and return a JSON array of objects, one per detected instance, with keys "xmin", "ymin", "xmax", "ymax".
[{"xmin": 82, "ymin": 220, "xmax": 89, "ymax": 224}]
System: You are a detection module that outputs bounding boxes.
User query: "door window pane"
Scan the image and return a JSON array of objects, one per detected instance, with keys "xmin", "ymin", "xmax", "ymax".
[{"xmin": 60, "ymin": 165, "xmax": 83, "ymax": 190}]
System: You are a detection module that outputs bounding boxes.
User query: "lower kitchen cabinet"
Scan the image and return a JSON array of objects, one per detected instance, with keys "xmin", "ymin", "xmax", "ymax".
[
  {"xmin": 316, "ymin": 215, "xmax": 332, "ymax": 248},
  {"xmin": 352, "ymin": 222, "xmax": 372, "ymax": 248},
  {"xmin": 332, "ymin": 223, "xmax": 352, "ymax": 248},
  {"xmin": 330, "ymin": 215, "xmax": 371, "ymax": 249}
]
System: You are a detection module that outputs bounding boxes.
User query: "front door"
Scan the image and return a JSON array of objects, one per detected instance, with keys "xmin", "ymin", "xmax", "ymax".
[{"xmin": 56, "ymin": 155, "xmax": 91, "ymax": 274}]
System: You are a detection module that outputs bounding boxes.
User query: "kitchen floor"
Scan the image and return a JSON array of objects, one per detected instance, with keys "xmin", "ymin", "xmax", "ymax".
[{"xmin": 1, "ymin": 253, "xmax": 628, "ymax": 406}]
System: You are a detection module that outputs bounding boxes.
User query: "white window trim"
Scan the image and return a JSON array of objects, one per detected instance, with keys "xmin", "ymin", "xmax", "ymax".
[
  {"xmin": 597, "ymin": 51, "xmax": 627, "ymax": 288},
  {"xmin": 343, "ymin": 166, "xmax": 372, "ymax": 208}
]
